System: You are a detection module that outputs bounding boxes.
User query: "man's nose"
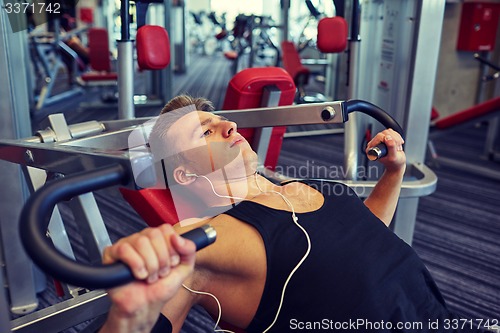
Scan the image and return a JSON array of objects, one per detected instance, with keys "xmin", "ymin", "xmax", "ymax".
[{"xmin": 220, "ymin": 120, "xmax": 236, "ymax": 138}]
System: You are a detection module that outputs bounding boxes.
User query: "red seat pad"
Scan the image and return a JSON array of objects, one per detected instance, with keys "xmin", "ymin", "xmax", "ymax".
[
  {"xmin": 222, "ymin": 67, "xmax": 296, "ymax": 170},
  {"xmin": 87, "ymin": 28, "xmax": 112, "ymax": 72},
  {"xmin": 224, "ymin": 50, "xmax": 238, "ymax": 60},
  {"xmin": 434, "ymin": 96, "xmax": 500, "ymax": 129},
  {"xmin": 120, "ymin": 187, "xmax": 198, "ymax": 226},
  {"xmin": 281, "ymin": 41, "xmax": 310, "ymax": 86},
  {"xmin": 317, "ymin": 17, "xmax": 348, "ymax": 54},
  {"xmin": 80, "ymin": 72, "xmax": 118, "ymax": 81},
  {"xmin": 136, "ymin": 25, "xmax": 171, "ymax": 70}
]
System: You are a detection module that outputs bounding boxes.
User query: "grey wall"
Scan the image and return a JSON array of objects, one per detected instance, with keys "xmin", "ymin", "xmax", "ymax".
[{"xmin": 433, "ymin": 2, "xmax": 500, "ymax": 117}]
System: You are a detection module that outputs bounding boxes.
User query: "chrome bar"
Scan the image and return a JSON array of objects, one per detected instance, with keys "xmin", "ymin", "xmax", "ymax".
[
  {"xmin": 117, "ymin": 41, "xmax": 135, "ymax": 120},
  {"xmin": 261, "ymin": 162, "xmax": 437, "ymax": 199},
  {"xmin": 214, "ymin": 101, "xmax": 345, "ymax": 127},
  {"xmin": 10, "ymin": 290, "xmax": 110, "ymax": 333}
]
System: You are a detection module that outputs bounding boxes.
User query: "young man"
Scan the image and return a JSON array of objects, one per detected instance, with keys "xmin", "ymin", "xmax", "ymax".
[{"xmin": 100, "ymin": 96, "xmax": 485, "ymax": 333}]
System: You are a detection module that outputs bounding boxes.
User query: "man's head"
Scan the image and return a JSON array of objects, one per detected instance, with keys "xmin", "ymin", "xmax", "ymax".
[{"xmin": 148, "ymin": 95, "xmax": 257, "ymax": 189}]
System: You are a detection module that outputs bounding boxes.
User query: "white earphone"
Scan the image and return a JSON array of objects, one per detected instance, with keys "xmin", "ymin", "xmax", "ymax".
[{"xmin": 181, "ymin": 171, "xmax": 311, "ymax": 333}]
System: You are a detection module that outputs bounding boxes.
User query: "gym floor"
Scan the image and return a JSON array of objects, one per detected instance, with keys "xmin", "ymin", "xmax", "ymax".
[{"xmin": 27, "ymin": 52, "xmax": 500, "ymax": 332}]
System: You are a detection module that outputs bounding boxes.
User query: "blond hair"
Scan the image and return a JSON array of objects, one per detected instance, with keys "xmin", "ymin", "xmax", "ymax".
[{"xmin": 160, "ymin": 95, "xmax": 215, "ymax": 114}]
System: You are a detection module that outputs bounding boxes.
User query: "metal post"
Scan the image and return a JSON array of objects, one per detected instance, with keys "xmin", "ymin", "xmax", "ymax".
[
  {"xmin": 351, "ymin": 0, "xmax": 445, "ymax": 244},
  {"xmin": 392, "ymin": 1, "xmax": 445, "ymax": 244},
  {"xmin": 343, "ymin": 0, "xmax": 362, "ymax": 180},
  {"xmin": 280, "ymin": 0, "xmax": 290, "ymax": 43},
  {"xmin": 254, "ymin": 86, "xmax": 282, "ymax": 168},
  {"xmin": 0, "ymin": 0, "xmax": 40, "ymax": 315},
  {"xmin": 0, "ymin": 266, "xmax": 10, "ymax": 333},
  {"xmin": 118, "ymin": 0, "xmax": 135, "ymax": 119},
  {"xmin": 160, "ymin": 0, "xmax": 173, "ymax": 102}
]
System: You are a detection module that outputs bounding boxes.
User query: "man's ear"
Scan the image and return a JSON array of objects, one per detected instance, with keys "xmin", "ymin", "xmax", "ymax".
[{"xmin": 173, "ymin": 166, "xmax": 196, "ymax": 185}]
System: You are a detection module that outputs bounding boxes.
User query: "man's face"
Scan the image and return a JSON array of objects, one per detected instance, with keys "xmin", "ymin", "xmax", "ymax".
[{"xmin": 168, "ymin": 111, "xmax": 257, "ymax": 177}]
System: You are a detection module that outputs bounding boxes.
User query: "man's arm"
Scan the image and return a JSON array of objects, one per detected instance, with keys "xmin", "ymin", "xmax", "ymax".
[{"xmin": 363, "ymin": 129, "xmax": 406, "ymax": 226}]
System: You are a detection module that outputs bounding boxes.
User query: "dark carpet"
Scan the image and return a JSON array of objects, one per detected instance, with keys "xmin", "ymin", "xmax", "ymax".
[{"xmin": 18, "ymin": 51, "xmax": 500, "ymax": 332}]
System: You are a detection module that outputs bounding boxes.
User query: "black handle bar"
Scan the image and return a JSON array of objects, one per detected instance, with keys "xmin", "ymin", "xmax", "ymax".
[
  {"xmin": 343, "ymin": 99, "xmax": 405, "ymax": 160},
  {"xmin": 20, "ymin": 164, "xmax": 216, "ymax": 290}
]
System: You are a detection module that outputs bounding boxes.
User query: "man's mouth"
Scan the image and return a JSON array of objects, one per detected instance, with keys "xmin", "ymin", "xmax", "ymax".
[{"xmin": 230, "ymin": 135, "xmax": 245, "ymax": 148}]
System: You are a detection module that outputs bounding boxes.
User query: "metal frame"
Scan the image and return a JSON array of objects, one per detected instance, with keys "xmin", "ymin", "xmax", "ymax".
[
  {"xmin": 0, "ymin": 101, "xmax": 436, "ymax": 197},
  {"xmin": 352, "ymin": 0, "xmax": 445, "ymax": 244},
  {"xmin": 0, "ymin": 1, "xmax": 41, "ymax": 319},
  {"xmin": 253, "ymin": 85, "xmax": 282, "ymax": 166},
  {"xmin": 392, "ymin": 1, "xmax": 445, "ymax": 243},
  {"xmin": 10, "ymin": 290, "xmax": 110, "ymax": 333}
]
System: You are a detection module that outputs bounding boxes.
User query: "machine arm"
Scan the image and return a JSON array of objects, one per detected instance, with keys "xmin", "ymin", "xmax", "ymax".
[
  {"xmin": 19, "ymin": 164, "xmax": 216, "ymax": 290},
  {"xmin": 343, "ymin": 99, "xmax": 405, "ymax": 160}
]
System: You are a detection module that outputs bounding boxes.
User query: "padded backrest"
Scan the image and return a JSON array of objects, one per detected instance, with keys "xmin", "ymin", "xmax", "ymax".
[
  {"xmin": 223, "ymin": 67, "xmax": 296, "ymax": 170},
  {"xmin": 317, "ymin": 17, "xmax": 348, "ymax": 54},
  {"xmin": 281, "ymin": 41, "xmax": 310, "ymax": 86},
  {"xmin": 120, "ymin": 188, "xmax": 181, "ymax": 226},
  {"xmin": 87, "ymin": 28, "xmax": 111, "ymax": 72},
  {"xmin": 136, "ymin": 25, "xmax": 171, "ymax": 70}
]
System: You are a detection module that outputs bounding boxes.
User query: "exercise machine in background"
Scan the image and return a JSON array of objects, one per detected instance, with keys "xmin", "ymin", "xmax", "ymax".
[
  {"xmin": 28, "ymin": 17, "xmax": 88, "ymax": 112},
  {"xmin": 224, "ymin": 14, "xmax": 282, "ymax": 75},
  {"xmin": 281, "ymin": 16, "xmax": 348, "ymax": 104}
]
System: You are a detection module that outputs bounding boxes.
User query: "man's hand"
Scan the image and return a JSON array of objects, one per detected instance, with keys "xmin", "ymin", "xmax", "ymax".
[
  {"xmin": 99, "ymin": 224, "xmax": 196, "ymax": 333},
  {"xmin": 366, "ymin": 128, "xmax": 406, "ymax": 173}
]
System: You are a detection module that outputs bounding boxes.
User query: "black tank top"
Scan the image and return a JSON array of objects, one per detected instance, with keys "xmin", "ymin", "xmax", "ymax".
[{"xmin": 223, "ymin": 180, "xmax": 473, "ymax": 332}]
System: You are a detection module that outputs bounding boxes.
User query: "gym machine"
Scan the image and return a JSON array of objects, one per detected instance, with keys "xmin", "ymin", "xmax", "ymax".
[
  {"xmin": 0, "ymin": 98, "xmax": 436, "ymax": 331},
  {"xmin": 0, "ymin": 100, "xmax": 436, "ymax": 272},
  {"xmin": 28, "ymin": 18, "xmax": 87, "ymax": 111},
  {"xmin": 86, "ymin": 0, "xmax": 173, "ymax": 119},
  {"xmin": 0, "ymin": 0, "xmax": 444, "ymax": 331},
  {"xmin": 224, "ymin": 14, "xmax": 282, "ymax": 75}
]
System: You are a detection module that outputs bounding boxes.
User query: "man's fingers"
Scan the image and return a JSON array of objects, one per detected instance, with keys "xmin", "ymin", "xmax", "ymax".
[
  {"xmin": 142, "ymin": 227, "xmax": 170, "ymax": 280},
  {"xmin": 115, "ymin": 242, "xmax": 149, "ymax": 280},
  {"xmin": 102, "ymin": 225, "xmax": 197, "ymax": 283},
  {"xmin": 170, "ymin": 233, "xmax": 196, "ymax": 266}
]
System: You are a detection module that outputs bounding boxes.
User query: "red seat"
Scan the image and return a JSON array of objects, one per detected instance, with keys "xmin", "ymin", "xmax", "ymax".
[
  {"xmin": 281, "ymin": 41, "xmax": 311, "ymax": 88},
  {"xmin": 223, "ymin": 67, "xmax": 296, "ymax": 170},
  {"xmin": 80, "ymin": 72, "xmax": 118, "ymax": 81},
  {"xmin": 136, "ymin": 25, "xmax": 171, "ymax": 71},
  {"xmin": 316, "ymin": 17, "xmax": 348, "ymax": 54},
  {"xmin": 80, "ymin": 28, "xmax": 118, "ymax": 84}
]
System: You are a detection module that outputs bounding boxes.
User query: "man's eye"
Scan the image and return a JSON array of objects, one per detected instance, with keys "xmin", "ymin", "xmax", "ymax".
[{"xmin": 202, "ymin": 129, "xmax": 212, "ymax": 137}]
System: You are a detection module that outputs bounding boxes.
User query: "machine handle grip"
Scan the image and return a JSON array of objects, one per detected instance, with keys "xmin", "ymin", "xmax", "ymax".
[
  {"xmin": 343, "ymin": 99, "xmax": 405, "ymax": 160},
  {"xmin": 19, "ymin": 164, "xmax": 216, "ymax": 290}
]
